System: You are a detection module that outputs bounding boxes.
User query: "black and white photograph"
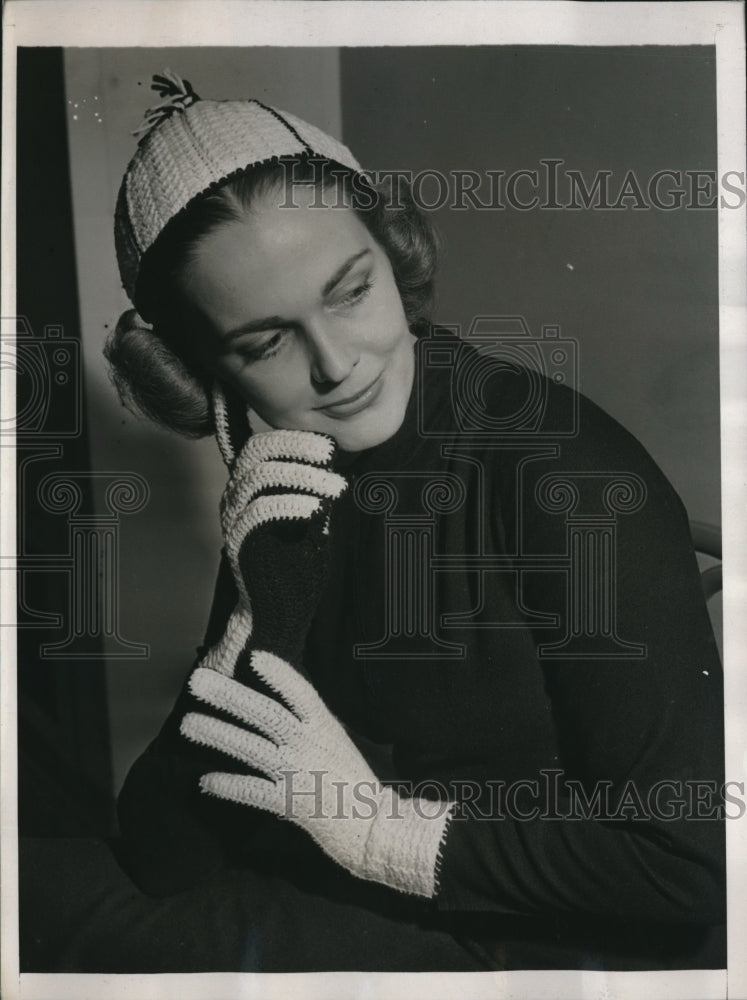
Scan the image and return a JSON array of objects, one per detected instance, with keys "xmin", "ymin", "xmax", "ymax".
[{"xmin": 2, "ymin": 2, "xmax": 746, "ymax": 998}]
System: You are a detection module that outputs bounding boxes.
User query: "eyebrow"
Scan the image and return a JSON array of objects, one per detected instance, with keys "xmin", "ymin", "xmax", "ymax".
[{"xmin": 223, "ymin": 248, "xmax": 372, "ymax": 344}]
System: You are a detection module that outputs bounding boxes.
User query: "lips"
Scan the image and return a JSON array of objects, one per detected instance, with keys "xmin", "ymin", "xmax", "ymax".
[{"xmin": 316, "ymin": 372, "xmax": 385, "ymax": 418}]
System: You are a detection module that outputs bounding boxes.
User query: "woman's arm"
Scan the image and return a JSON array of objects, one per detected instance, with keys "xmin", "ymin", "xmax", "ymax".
[
  {"xmin": 117, "ymin": 430, "xmax": 348, "ymax": 896},
  {"xmin": 116, "ymin": 555, "xmax": 252, "ymax": 896},
  {"xmin": 434, "ymin": 387, "xmax": 725, "ymax": 926}
]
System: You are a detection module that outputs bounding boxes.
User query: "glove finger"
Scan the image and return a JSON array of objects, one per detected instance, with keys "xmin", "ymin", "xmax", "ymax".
[
  {"xmin": 198, "ymin": 605, "xmax": 253, "ymax": 678},
  {"xmin": 226, "ymin": 494, "xmax": 331, "ymax": 581},
  {"xmin": 189, "ymin": 666, "xmax": 301, "ymax": 742},
  {"xmin": 212, "ymin": 382, "xmax": 251, "ymax": 467},
  {"xmin": 251, "ymin": 649, "xmax": 327, "ymax": 721},
  {"xmin": 234, "ymin": 430, "xmax": 335, "ymax": 473},
  {"xmin": 180, "ymin": 712, "xmax": 287, "ymax": 775},
  {"xmin": 227, "ymin": 461, "xmax": 346, "ymax": 506},
  {"xmin": 199, "ymin": 772, "xmax": 285, "ymax": 816},
  {"xmin": 225, "ymin": 493, "xmax": 322, "ymax": 557},
  {"xmin": 222, "ymin": 463, "xmax": 346, "ymax": 536}
]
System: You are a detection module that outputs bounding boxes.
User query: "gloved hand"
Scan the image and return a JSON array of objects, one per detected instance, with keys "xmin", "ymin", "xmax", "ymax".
[
  {"xmin": 181, "ymin": 649, "xmax": 455, "ymax": 898},
  {"xmin": 200, "ymin": 428, "xmax": 347, "ymax": 680}
]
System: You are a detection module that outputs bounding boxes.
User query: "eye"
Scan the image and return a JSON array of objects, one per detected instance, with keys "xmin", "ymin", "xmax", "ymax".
[
  {"xmin": 337, "ymin": 279, "xmax": 373, "ymax": 308},
  {"xmin": 235, "ymin": 329, "xmax": 290, "ymax": 364}
]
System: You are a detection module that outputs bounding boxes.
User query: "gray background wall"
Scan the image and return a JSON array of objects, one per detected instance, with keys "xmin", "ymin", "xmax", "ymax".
[
  {"xmin": 341, "ymin": 46, "xmax": 720, "ymax": 522},
  {"xmin": 64, "ymin": 46, "xmax": 720, "ymax": 794}
]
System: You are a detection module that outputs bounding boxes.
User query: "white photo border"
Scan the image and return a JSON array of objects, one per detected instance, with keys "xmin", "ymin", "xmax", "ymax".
[{"xmin": 2, "ymin": 2, "xmax": 745, "ymax": 999}]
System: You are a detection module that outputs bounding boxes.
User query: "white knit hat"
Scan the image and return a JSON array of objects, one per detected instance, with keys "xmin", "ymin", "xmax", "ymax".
[{"xmin": 115, "ymin": 71, "xmax": 362, "ymax": 303}]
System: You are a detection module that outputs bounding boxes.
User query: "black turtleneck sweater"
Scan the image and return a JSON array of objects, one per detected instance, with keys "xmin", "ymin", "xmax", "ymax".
[{"xmin": 118, "ymin": 332, "xmax": 725, "ymax": 970}]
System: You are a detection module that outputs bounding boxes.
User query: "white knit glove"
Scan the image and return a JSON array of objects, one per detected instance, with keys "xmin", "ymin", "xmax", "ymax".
[{"xmin": 181, "ymin": 649, "xmax": 455, "ymax": 898}]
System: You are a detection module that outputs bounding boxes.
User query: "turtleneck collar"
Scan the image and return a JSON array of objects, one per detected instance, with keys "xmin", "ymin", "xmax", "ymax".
[{"xmin": 332, "ymin": 327, "xmax": 458, "ymax": 477}]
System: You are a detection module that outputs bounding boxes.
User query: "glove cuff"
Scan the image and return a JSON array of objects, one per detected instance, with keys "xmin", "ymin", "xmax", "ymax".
[{"xmin": 362, "ymin": 787, "xmax": 455, "ymax": 898}]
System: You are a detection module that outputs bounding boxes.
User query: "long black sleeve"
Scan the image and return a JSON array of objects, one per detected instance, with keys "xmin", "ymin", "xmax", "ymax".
[
  {"xmin": 435, "ymin": 388, "xmax": 725, "ymax": 927},
  {"xmin": 117, "ymin": 554, "xmax": 270, "ymax": 896}
]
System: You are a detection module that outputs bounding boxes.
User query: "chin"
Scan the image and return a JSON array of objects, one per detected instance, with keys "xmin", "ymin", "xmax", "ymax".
[
  {"xmin": 332, "ymin": 338, "xmax": 414, "ymax": 451},
  {"xmin": 326, "ymin": 400, "xmax": 408, "ymax": 452}
]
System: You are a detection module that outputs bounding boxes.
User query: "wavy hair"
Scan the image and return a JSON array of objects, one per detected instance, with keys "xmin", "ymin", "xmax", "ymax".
[{"xmin": 105, "ymin": 156, "xmax": 439, "ymax": 437}]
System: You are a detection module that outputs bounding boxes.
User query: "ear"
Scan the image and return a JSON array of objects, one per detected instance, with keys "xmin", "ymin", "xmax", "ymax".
[{"xmin": 211, "ymin": 381, "xmax": 252, "ymax": 467}]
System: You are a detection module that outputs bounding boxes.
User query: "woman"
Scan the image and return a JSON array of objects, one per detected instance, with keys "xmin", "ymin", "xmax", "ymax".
[{"xmin": 106, "ymin": 72, "xmax": 725, "ymax": 971}]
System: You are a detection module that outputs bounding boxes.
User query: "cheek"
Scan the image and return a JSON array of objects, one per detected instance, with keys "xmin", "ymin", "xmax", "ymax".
[
  {"xmin": 225, "ymin": 360, "xmax": 313, "ymax": 423},
  {"xmin": 234, "ymin": 375, "xmax": 291, "ymax": 416},
  {"xmin": 364, "ymin": 283, "xmax": 409, "ymax": 349}
]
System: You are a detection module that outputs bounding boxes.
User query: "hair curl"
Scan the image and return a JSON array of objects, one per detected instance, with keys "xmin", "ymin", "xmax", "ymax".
[{"xmin": 105, "ymin": 156, "xmax": 439, "ymax": 437}]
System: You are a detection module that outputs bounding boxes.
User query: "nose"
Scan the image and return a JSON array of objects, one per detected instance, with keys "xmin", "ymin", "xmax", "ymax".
[{"xmin": 307, "ymin": 322, "xmax": 359, "ymax": 387}]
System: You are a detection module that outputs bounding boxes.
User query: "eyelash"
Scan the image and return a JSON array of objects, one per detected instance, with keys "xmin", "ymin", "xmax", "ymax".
[
  {"xmin": 337, "ymin": 278, "xmax": 373, "ymax": 308},
  {"xmin": 237, "ymin": 331, "xmax": 287, "ymax": 364},
  {"xmin": 237, "ymin": 278, "xmax": 374, "ymax": 365}
]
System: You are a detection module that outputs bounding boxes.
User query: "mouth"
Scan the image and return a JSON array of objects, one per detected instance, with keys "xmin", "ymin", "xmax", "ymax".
[{"xmin": 316, "ymin": 372, "xmax": 385, "ymax": 418}]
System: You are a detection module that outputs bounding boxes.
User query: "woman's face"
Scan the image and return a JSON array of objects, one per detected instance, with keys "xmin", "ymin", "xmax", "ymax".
[{"xmin": 182, "ymin": 185, "xmax": 416, "ymax": 452}]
